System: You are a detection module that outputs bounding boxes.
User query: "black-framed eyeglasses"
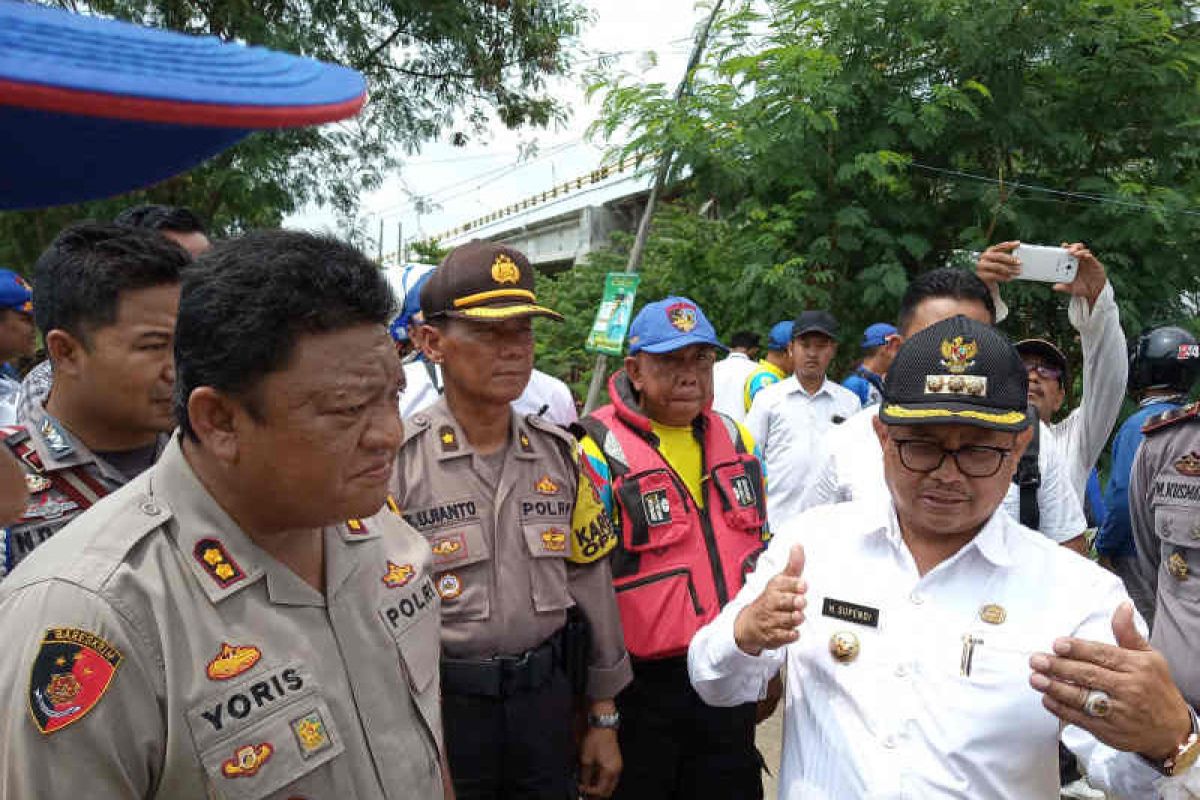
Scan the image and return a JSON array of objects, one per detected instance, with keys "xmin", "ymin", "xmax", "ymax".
[
  {"xmin": 892, "ymin": 439, "xmax": 1013, "ymax": 478},
  {"xmin": 1022, "ymin": 361, "xmax": 1063, "ymax": 381}
]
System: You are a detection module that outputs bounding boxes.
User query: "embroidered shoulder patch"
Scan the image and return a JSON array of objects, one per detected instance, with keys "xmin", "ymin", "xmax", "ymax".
[
  {"xmin": 345, "ymin": 518, "xmax": 369, "ymax": 535},
  {"xmin": 194, "ymin": 539, "xmax": 245, "ymax": 588},
  {"xmin": 28, "ymin": 627, "xmax": 122, "ymax": 734}
]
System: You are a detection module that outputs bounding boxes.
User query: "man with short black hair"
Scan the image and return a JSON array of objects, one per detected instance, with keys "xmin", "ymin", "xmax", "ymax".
[
  {"xmin": 712, "ymin": 329, "xmax": 761, "ymax": 420},
  {"xmin": 0, "ymin": 223, "xmax": 188, "ymax": 576},
  {"xmin": 0, "ymin": 229, "xmax": 449, "ymax": 798},
  {"xmin": 114, "ymin": 203, "xmax": 211, "ymax": 257}
]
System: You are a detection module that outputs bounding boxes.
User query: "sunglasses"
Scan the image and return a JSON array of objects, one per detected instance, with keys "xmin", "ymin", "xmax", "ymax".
[{"xmin": 1022, "ymin": 361, "xmax": 1063, "ymax": 381}]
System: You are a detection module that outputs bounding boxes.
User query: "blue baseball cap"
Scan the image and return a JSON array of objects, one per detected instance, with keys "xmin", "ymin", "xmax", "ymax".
[
  {"xmin": 390, "ymin": 271, "xmax": 433, "ymax": 342},
  {"xmin": 861, "ymin": 322, "xmax": 898, "ymax": 349},
  {"xmin": 767, "ymin": 321, "xmax": 794, "ymax": 351},
  {"xmin": 627, "ymin": 296, "xmax": 725, "ymax": 355},
  {"xmin": 0, "ymin": 270, "xmax": 32, "ymax": 314}
]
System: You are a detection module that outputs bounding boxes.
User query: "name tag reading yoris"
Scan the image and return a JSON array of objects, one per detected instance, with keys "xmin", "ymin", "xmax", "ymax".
[{"xmin": 821, "ymin": 598, "xmax": 880, "ymax": 629}]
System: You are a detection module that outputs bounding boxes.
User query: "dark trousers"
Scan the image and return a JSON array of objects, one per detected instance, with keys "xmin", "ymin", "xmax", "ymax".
[
  {"xmin": 612, "ymin": 657, "xmax": 762, "ymax": 800},
  {"xmin": 444, "ymin": 669, "xmax": 574, "ymax": 799}
]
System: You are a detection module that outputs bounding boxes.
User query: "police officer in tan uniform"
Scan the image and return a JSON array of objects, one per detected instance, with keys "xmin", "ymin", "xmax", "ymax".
[
  {"xmin": 0, "ymin": 223, "xmax": 187, "ymax": 577},
  {"xmin": 0, "ymin": 231, "xmax": 448, "ymax": 799},
  {"xmin": 395, "ymin": 241, "xmax": 631, "ymax": 799}
]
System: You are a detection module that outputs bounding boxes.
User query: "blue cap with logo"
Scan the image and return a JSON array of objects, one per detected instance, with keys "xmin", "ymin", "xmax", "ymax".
[
  {"xmin": 0, "ymin": 269, "xmax": 32, "ymax": 314},
  {"xmin": 861, "ymin": 322, "xmax": 898, "ymax": 349},
  {"xmin": 627, "ymin": 296, "xmax": 725, "ymax": 355},
  {"xmin": 767, "ymin": 321, "xmax": 794, "ymax": 351}
]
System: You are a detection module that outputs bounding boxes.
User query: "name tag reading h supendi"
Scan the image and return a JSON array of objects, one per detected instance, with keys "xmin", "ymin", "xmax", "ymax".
[{"xmin": 822, "ymin": 597, "xmax": 880, "ymax": 628}]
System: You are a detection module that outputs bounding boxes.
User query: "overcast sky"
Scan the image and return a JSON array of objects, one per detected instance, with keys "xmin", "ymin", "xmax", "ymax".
[{"xmin": 286, "ymin": 0, "xmax": 706, "ymax": 257}]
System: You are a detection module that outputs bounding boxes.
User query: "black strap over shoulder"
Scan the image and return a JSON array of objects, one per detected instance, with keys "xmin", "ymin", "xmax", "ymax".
[{"xmin": 1013, "ymin": 407, "xmax": 1040, "ymax": 530}]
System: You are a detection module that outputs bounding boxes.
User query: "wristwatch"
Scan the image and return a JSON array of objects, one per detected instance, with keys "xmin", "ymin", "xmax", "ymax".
[
  {"xmin": 1161, "ymin": 732, "xmax": 1200, "ymax": 777},
  {"xmin": 587, "ymin": 711, "xmax": 620, "ymax": 730}
]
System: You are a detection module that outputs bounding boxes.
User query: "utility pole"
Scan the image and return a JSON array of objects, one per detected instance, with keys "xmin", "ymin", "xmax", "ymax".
[
  {"xmin": 582, "ymin": 0, "xmax": 727, "ymax": 413},
  {"xmin": 377, "ymin": 218, "xmax": 384, "ymax": 262}
]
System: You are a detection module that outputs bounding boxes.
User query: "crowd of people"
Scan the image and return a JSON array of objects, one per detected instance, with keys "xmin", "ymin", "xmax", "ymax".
[{"xmin": 0, "ymin": 198, "xmax": 1195, "ymax": 800}]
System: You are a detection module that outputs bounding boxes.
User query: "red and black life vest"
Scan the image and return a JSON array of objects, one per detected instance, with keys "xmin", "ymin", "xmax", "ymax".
[{"xmin": 575, "ymin": 371, "xmax": 766, "ymax": 660}]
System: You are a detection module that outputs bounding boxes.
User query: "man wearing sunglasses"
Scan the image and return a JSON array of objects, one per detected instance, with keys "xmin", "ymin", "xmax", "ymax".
[{"xmin": 689, "ymin": 315, "xmax": 1199, "ymax": 798}]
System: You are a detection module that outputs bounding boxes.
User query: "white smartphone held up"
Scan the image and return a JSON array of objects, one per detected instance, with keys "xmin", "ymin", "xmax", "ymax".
[{"xmin": 1012, "ymin": 244, "xmax": 1079, "ymax": 284}]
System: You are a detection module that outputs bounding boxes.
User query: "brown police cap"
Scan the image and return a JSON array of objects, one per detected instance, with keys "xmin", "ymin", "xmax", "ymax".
[{"xmin": 420, "ymin": 241, "xmax": 563, "ymax": 323}]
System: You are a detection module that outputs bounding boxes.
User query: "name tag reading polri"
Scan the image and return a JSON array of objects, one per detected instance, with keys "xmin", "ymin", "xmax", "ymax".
[{"xmin": 822, "ymin": 598, "xmax": 880, "ymax": 628}]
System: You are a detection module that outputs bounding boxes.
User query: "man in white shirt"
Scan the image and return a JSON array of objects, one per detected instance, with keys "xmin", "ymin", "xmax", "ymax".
[
  {"xmin": 712, "ymin": 331, "xmax": 761, "ymax": 421},
  {"xmin": 689, "ymin": 316, "xmax": 1199, "ymax": 799},
  {"xmin": 976, "ymin": 240, "xmax": 1127, "ymax": 505},
  {"xmin": 799, "ymin": 268, "xmax": 1088, "ymax": 550},
  {"xmin": 745, "ymin": 311, "xmax": 861, "ymax": 526}
]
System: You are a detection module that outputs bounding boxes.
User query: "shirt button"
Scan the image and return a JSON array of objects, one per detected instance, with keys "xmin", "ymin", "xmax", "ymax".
[
  {"xmin": 908, "ymin": 591, "xmax": 924, "ymax": 605},
  {"xmin": 139, "ymin": 500, "xmax": 161, "ymax": 516}
]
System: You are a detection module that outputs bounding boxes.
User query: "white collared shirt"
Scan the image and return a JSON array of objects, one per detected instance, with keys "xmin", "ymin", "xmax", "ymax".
[
  {"xmin": 744, "ymin": 375, "xmax": 862, "ymax": 526},
  {"xmin": 399, "ymin": 363, "xmax": 577, "ymax": 427},
  {"xmin": 688, "ymin": 498, "xmax": 1164, "ymax": 799},
  {"xmin": 798, "ymin": 407, "xmax": 1087, "ymax": 543},
  {"xmin": 712, "ymin": 352, "xmax": 760, "ymax": 421}
]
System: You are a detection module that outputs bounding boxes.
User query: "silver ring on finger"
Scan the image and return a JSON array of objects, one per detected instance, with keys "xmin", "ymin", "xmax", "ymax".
[{"xmin": 1082, "ymin": 688, "xmax": 1111, "ymax": 719}]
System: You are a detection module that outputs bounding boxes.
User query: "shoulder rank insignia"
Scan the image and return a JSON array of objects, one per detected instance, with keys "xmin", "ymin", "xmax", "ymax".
[
  {"xmin": 28, "ymin": 627, "xmax": 122, "ymax": 734},
  {"xmin": 385, "ymin": 495, "xmax": 402, "ymax": 515},
  {"xmin": 206, "ymin": 643, "xmax": 262, "ymax": 681},
  {"xmin": 382, "ymin": 561, "xmax": 415, "ymax": 589},
  {"xmin": 1173, "ymin": 451, "xmax": 1200, "ymax": 478},
  {"xmin": 535, "ymin": 475, "xmax": 559, "ymax": 495},
  {"xmin": 346, "ymin": 518, "xmax": 368, "ymax": 535},
  {"xmin": 24, "ymin": 473, "xmax": 51, "ymax": 494},
  {"xmin": 1143, "ymin": 402, "xmax": 1200, "ymax": 435},
  {"xmin": 38, "ymin": 417, "xmax": 73, "ymax": 458},
  {"xmin": 519, "ymin": 432, "xmax": 533, "ymax": 453},
  {"xmin": 439, "ymin": 425, "xmax": 459, "ymax": 452},
  {"xmin": 193, "ymin": 539, "xmax": 245, "ymax": 588},
  {"xmin": 222, "ymin": 742, "xmax": 273, "ymax": 778}
]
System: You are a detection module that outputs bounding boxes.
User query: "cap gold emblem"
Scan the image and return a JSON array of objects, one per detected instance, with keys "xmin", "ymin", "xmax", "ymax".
[
  {"xmin": 829, "ymin": 631, "xmax": 860, "ymax": 664},
  {"xmin": 979, "ymin": 604, "xmax": 1007, "ymax": 625},
  {"xmin": 491, "ymin": 254, "xmax": 521, "ymax": 285},
  {"xmin": 1168, "ymin": 552, "xmax": 1189, "ymax": 581},
  {"xmin": 939, "ymin": 336, "xmax": 978, "ymax": 374}
]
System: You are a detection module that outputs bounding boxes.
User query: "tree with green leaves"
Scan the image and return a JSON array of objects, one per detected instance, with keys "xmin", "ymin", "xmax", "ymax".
[
  {"xmin": 547, "ymin": 0, "xmax": 1200, "ymax": 401},
  {"xmin": 0, "ymin": 0, "xmax": 586, "ymax": 267}
]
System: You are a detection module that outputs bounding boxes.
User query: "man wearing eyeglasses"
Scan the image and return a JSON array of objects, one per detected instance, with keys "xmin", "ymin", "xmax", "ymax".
[
  {"xmin": 689, "ymin": 315, "xmax": 1200, "ymax": 798},
  {"xmin": 977, "ymin": 241, "xmax": 1127, "ymax": 509}
]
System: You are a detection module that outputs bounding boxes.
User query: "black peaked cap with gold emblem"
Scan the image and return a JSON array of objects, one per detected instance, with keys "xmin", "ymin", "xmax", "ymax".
[
  {"xmin": 879, "ymin": 315, "xmax": 1031, "ymax": 432},
  {"xmin": 420, "ymin": 240, "xmax": 563, "ymax": 322}
]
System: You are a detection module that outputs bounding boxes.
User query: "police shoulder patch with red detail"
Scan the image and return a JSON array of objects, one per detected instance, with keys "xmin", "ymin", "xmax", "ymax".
[
  {"xmin": 28, "ymin": 627, "xmax": 122, "ymax": 734},
  {"xmin": 194, "ymin": 538, "xmax": 245, "ymax": 588},
  {"xmin": 1143, "ymin": 402, "xmax": 1200, "ymax": 435},
  {"xmin": 345, "ymin": 518, "xmax": 369, "ymax": 535}
]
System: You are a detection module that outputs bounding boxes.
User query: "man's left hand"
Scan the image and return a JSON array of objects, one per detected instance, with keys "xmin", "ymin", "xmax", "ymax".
[
  {"xmin": 1053, "ymin": 242, "xmax": 1107, "ymax": 309},
  {"xmin": 1029, "ymin": 602, "xmax": 1193, "ymax": 762},
  {"xmin": 578, "ymin": 725, "xmax": 621, "ymax": 798}
]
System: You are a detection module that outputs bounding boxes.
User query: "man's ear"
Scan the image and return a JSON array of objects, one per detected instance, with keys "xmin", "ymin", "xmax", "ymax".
[
  {"xmin": 420, "ymin": 323, "xmax": 445, "ymax": 364},
  {"xmin": 186, "ymin": 387, "xmax": 245, "ymax": 465},
  {"xmin": 871, "ymin": 414, "xmax": 888, "ymax": 447},
  {"xmin": 1010, "ymin": 424, "xmax": 1035, "ymax": 461},
  {"xmin": 624, "ymin": 354, "xmax": 643, "ymax": 391},
  {"xmin": 44, "ymin": 329, "xmax": 85, "ymax": 377}
]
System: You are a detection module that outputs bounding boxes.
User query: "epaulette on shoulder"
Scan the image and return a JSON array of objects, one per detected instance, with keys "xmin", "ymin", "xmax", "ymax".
[
  {"xmin": 401, "ymin": 412, "xmax": 432, "ymax": 446},
  {"xmin": 526, "ymin": 412, "xmax": 575, "ymax": 446},
  {"xmin": 1143, "ymin": 402, "xmax": 1200, "ymax": 436}
]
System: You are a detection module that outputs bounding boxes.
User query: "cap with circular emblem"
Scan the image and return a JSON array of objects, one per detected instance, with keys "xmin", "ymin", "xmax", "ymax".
[
  {"xmin": 420, "ymin": 241, "xmax": 562, "ymax": 323},
  {"xmin": 879, "ymin": 315, "xmax": 1031, "ymax": 432}
]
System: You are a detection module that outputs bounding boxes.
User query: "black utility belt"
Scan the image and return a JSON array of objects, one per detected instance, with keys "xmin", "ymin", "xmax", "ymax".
[{"xmin": 441, "ymin": 628, "xmax": 564, "ymax": 698}]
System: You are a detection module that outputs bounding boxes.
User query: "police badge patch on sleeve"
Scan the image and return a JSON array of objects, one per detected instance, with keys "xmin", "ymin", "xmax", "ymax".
[{"xmin": 28, "ymin": 627, "xmax": 122, "ymax": 734}]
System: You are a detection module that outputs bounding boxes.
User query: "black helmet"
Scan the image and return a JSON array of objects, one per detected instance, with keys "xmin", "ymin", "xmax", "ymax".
[{"xmin": 1129, "ymin": 326, "xmax": 1200, "ymax": 395}]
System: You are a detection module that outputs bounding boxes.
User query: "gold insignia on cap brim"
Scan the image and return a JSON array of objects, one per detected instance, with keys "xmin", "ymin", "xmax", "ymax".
[
  {"xmin": 924, "ymin": 374, "xmax": 987, "ymax": 396},
  {"xmin": 881, "ymin": 405, "xmax": 1026, "ymax": 425}
]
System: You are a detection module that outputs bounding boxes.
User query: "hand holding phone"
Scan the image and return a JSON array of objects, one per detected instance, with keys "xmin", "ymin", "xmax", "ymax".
[{"xmin": 1012, "ymin": 244, "xmax": 1079, "ymax": 284}]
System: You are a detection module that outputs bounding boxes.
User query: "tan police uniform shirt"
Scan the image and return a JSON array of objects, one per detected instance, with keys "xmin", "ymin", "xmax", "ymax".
[
  {"xmin": 0, "ymin": 398, "xmax": 168, "ymax": 577},
  {"xmin": 1130, "ymin": 410, "xmax": 1200, "ymax": 708},
  {"xmin": 394, "ymin": 398, "xmax": 632, "ymax": 700},
  {"xmin": 0, "ymin": 436, "xmax": 444, "ymax": 799}
]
